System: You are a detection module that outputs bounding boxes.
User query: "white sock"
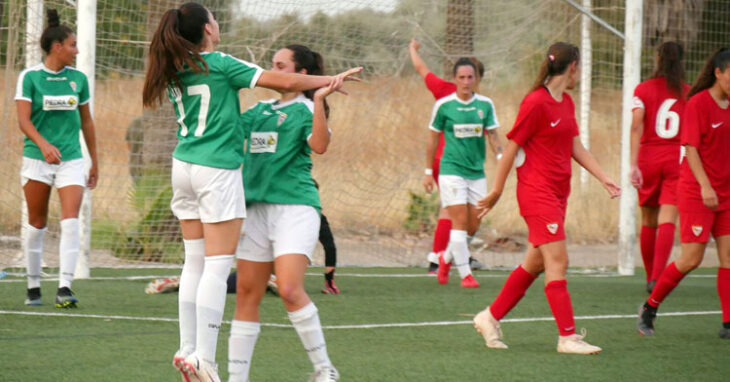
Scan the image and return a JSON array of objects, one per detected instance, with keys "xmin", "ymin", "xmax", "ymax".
[
  {"xmin": 58, "ymin": 218, "xmax": 80, "ymax": 289},
  {"xmin": 289, "ymin": 302, "xmax": 332, "ymax": 370},
  {"xmin": 228, "ymin": 320, "xmax": 260, "ymax": 382},
  {"xmin": 443, "ymin": 242, "xmax": 454, "ymax": 263},
  {"xmin": 25, "ymin": 224, "xmax": 46, "ymax": 289},
  {"xmin": 450, "ymin": 230, "xmax": 472, "ymax": 278},
  {"xmin": 179, "ymin": 238, "xmax": 205, "ymax": 355},
  {"xmin": 195, "ymin": 254, "xmax": 234, "ymax": 364}
]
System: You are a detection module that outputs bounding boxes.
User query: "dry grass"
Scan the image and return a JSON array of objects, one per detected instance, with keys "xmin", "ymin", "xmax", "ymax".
[{"xmin": 0, "ymin": 71, "xmax": 624, "ymax": 243}]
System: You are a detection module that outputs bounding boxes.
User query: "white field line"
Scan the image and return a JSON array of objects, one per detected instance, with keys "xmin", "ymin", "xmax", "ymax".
[{"xmin": 0, "ymin": 310, "xmax": 720, "ymax": 330}]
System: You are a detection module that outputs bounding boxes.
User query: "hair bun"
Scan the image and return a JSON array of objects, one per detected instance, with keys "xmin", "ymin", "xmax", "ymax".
[{"xmin": 47, "ymin": 9, "xmax": 60, "ymax": 28}]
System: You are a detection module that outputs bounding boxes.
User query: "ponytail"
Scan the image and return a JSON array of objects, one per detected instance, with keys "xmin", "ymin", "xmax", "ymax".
[
  {"xmin": 40, "ymin": 9, "xmax": 73, "ymax": 54},
  {"xmin": 652, "ymin": 41, "xmax": 686, "ymax": 99},
  {"xmin": 688, "ymin": 48, "xmax": 730, "ymax": 99},
  {"xmin": 143, "ymin": 2, "xmax": 211, "ymax": 108},
  {"xmin": 529, "ymin": 42, "xmax": 580, "ymax": 94},
  {"xmin": 286, "ymin": 44, "xmax": 330, "ymax": 118}
]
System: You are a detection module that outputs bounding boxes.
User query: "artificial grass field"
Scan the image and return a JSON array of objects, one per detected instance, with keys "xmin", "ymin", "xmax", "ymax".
[{"xmin": 0, "ymin": 267, "xmax": 728, "ymax": 381}]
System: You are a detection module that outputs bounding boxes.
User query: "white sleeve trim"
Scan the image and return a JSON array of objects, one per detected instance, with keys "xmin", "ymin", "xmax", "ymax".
[
  {"xmin": 249, "ymin": 67, "xmax": 264, "ymax": 89},
  {"xmin": 80, "ymin": 99, "xmax": 91, "ymax": 105},
  {"xmin": 485, "ymin": 123, "xmax": 500, "ymax": 131},
  {"xmin": 15, "ymin": 68, "xmax": 31, "ymax": 101},
  {"xmin": 632, "ymin": 96, "xmax": 645, "ymax": 109},
  {"xmin": 428, "ymin": 95, "xmax": 453, "ymax": 132},
  {"xmin": 428, "ymin": 125, "xmax": 441, "ymax": 132}
]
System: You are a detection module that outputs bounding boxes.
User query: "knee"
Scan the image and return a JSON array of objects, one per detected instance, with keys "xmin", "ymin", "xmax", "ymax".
[
  {"xmin": 278, "ymin": 283, "xmax": 305, "ymax": 305},
  {"xmin": 677, "ymin": 256, "xmax": 702, "ymax": 272},
  {"xmin": 27, "ymin": 218, "xmax": 47, "ymax": 229}
]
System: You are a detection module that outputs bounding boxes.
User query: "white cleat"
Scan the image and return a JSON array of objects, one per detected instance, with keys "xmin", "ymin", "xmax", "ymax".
[
  {"xmin": 556, "ymin": 329, "xmax": 602, "ymax": 355},
  {"xmin": 309, "ymin": 365, "xmax": 340, "ymax": 382},
  {"xmin": 473, "ymin": 307, "xmax": 508, "ymax": 349},
  {"xmin": 182, "ymin": 353, "xmax": 221, "ymax": 382}
]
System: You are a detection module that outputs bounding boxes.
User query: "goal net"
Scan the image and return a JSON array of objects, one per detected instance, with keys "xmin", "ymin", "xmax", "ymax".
[{"xmin": 0, "ymin": 0, "xmax": 728, "ymax": 272}]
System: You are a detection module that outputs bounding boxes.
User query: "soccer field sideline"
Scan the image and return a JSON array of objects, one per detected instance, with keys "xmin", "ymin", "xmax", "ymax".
[{"xmin": 0, "ymin": 308, "xmax": 721, "ymax": 330}]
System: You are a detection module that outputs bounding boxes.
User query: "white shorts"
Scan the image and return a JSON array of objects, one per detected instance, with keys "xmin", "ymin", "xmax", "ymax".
[
  {"xmin": 438, "ymin": 175, "xmax": 487, "ymax": 208},
  {"xmin": 20, "ymin": 157, "xmax": 86, "ymax": 188},
  {"xmin": 236, "ymin": 204, "xmax": 320, "ymax": 262},
  {"xmin": 170, "ymin": 158, "xmax": 245, "ymax": 223}
]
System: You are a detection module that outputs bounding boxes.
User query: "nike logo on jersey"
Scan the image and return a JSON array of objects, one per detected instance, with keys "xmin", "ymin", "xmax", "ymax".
[
  {"xmin": 711, "ymin": 122, "xmax": 723, "ymax": 129},
  {"xmin": 550, "ymin": 119, "xmax": 561, "ymax": 127}
]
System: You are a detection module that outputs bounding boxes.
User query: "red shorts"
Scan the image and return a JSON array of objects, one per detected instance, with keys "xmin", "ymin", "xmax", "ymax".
[
  {"xmin": 637, "ymin": 146, "xmax": 680, "ymax": 207},
  {"xmin": 524, "ymin": 214, "xmax": 566, "ymax": 247},
  {"xmin": 679, "ymin": 208, "xmax": 730, "ymax": 243}
]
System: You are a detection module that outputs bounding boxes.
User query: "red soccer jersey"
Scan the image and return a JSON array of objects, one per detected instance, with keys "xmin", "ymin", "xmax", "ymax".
[
  {"xmin": 425, "ymin": 72, "xmax": 457, "ymax": 100},
  {"xmin": 678, "ymin": 89, "xmax": 730, "ymax": 211},
  {"xmin": 632, "ymin": 77, "xmax": 689, "ymax": 147},
  {"xmin": 507, "ymin": 87, "xmax": 579, "ymax": 216},
  {"xmin": 425, "ymin": 72, "xmax": 457, "ymax": 170}
]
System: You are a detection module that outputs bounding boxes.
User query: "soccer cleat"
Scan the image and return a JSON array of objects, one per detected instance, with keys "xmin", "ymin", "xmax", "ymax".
[
  {"xmin": 469, "ymin": 257, "xmax": 484, "ymax": 270},
  {"xmin": 145, "ymin": 277, "xmax": 180, "ymax": 294},
  {"xmin": 181, "ymin": 353, "xmax": 221, "ymax": 382},
  {"xmin": 637, "ymin": 302, "xmax": 656, "ymax": 336},
  {"xmin": 54, "ymin": 287, "xmax": 78, "ymax": 309},
  {"xmin": 556, "ymin": 329, "xmax": 602, "ymax": 354},
  {"xmin": 25, "ymin": 287, "xmax": 42, "ymax": 306},
  {"xmin": 719, "ymin": 327, "xmax": 730, "ymax": 339},
  {"xmin": 309, "ymin": 365, "xmax": 339, "ymax": 382},
  {"xmin": 266, "ymin": 275, "xmax": 279, "ymax": 296},
  {"xmin": 172, "ymin": 350, "xmax": 192, "ymax": 382},
  {"xmin": 427, "ymin": 262, "xmax": 439, "ymax": 274},
  {"xmin": 646, "ymin": 280, "xmax": 656, "ymax": 294},
  {"xmin": 461, "ymin": 274, "xmax": 480, "ymax": 288},
  {"xmin": 322, "ymin": 280, "xmax": 340, "ymax": 295},
  {"xmin": 473, "ymin": 307, "xmax": 508, "ymax": 349},
  {"xmin": 437, "ymin": 251, "xmax": 451, "ymax": 285}
]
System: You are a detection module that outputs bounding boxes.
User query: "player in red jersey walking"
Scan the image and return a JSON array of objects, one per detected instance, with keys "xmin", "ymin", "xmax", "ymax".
[
  {"xmin": 472, "ymin": 42, "xmax": 620, "ymax": 354},
  {"xmin": 638, "ymin": 48, "xmax": 730, "ymax": 339},
  {"xmin": 409, "ymin": 39, "xmax": 499, "ymax": 272},
  {"xmin": 630, "ymin": 42, "xmax": 689, "ymax": 293}
]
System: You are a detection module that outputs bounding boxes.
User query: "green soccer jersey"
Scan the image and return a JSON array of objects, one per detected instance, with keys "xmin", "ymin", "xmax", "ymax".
[
  {"xmin": 15, "ymin": 64, "xmax": 90, "ymax": 161},
  {"xmin": 169, "ymin": 51, "xmax": 263, "ymax": 169},
  {"xmin": 429, "ymin": 93, "xmax": 499, "ymax": 179},
  {"xmin": 241, "ymin": 94, "xmax": 321, "ymax": 210}
]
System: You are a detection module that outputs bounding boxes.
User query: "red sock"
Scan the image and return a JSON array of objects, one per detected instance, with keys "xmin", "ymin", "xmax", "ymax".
[
  {"xmin": 544, "ymin": 280, "xmax": 575, "ymax": 336},
  {"xmin": 650, "ymin": 223, "xmax": 675, "ymax": 281},
  {"xmin": 647, "ymin": 262, "xmax": 686, "ymax": 308},
  {"xmin": 718, "ymin": 268, "xmax": 730, "ymax": 323},
  {"xmin": 432, "ymin": 219, "xmax": 452, "ymax": 254},
  {"xmin": 489, "ymin": 265, "xmax": 537, "ymax": 320},
  {"xmin": 640, "ymin": 226, "xmax": 657, "ymax": 282}
]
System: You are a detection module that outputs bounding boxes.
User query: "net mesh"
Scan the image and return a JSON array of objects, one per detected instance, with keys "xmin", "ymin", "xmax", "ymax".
[{"xmin": 1, "ymin": 0, "xmax": 728, "ymax": 270}]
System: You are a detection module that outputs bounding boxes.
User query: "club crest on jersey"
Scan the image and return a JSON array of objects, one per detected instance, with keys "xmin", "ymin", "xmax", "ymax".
[
  {"xmin": 546, "ymin": 223, "xmax": 559, "ymax": 234},
  {"xmin": 69, "ymin": 81, "xmax": 77, "ymax": 92},
  {"xmin": 691, "ymin": 225, "xmax": 703, "ymax": 237},
  {"xmin": 276, "ymin": 111, "xmax": 288, "ymax": 126},
  {"xmin": 249, "ymin": 132, "xmax": 278, "ymax": 153},
  {"xmin": 42, "ymin": 95, "xmax": 78, "ymax": 111},
  {"xmin": 477, "ymin": 109, "xmax": 484, "ymax": 119},
  {"xmin": 453, "ymin": 124, "xmax": 483, "ymax": 138}
]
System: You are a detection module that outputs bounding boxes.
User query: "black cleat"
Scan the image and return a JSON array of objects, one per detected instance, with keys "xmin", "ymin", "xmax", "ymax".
[
  {"xmin": 55, "ymin": 287, "xmax": 78, "ymax": 308},
  {"xmin": 719, "ymin": 328, "xmax": 730, "ymax": 339},
  {"xmin": 25, "ymin": 287, "xmax": 42, "ymax": 306},
  {"xmin": 646, "ymin": 280, "xmax": 656, "ymax": 294},
  {"xmin": 637, "ymin": 302, "xmax": 656, "ymax": 336},
  {"xmin": 469, "ymin": 257, "xmax": 484, "ymax": 270},
  {"xmin": 427, "ymin": 262, "xmax": 439, "ymax": 274}
]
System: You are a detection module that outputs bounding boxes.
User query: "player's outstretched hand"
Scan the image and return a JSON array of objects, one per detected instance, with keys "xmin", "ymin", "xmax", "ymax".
[
  {"xmin": 477, "ymin": 190, "xmax": 501, "ymax": 219},
  {"xmin": 602, "ymin": 178, "xmax": 621, "ymax": 199},
  {"xmin": 409, "ymin": 38, "xmax": 420, "ymax": 51},
  {"xmin": 423, "ymin": 175, "xmax": 435, "ymax": 194}
]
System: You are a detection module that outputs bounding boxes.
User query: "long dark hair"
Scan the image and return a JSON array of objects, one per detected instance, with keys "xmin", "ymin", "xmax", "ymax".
[
  {"xmin": 40, "ymin": 9, "xmax": 73, "ymax": 54},
  {"xmin": 143, "ymin": 2, "xmax": 211, "ymax": 108},
  {"xmin": 652, "ymin": 41, "xmax": 685, "ymax": 99},
  {"xmin": 285, "ymin": 44, "xmax": 329, "ymax": 118},
  {"xmin": 688, "ymin": 48, "xmax": 730, "ymax": 99},
  {"xmin": 529, "ymin": 42, "xmax": 580, "ymax": 93}
]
